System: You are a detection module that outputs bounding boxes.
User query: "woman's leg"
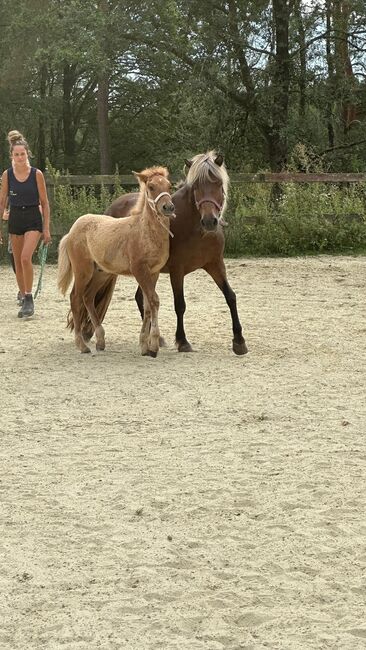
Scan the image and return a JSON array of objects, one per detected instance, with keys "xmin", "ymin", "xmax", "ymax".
[
  {"xmin": 10, "ymin": 234, "xmax": 26, "ymax": 295},
  {"xmin": 21, "ymin": 230, "xmax": 42, "ymax": 293}
]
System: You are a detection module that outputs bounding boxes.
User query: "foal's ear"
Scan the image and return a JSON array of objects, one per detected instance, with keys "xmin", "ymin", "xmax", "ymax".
[
  {"xmin": 184, "ymin": 158, "xmax": 193, "ymax": 169},
  {"xmin": 214, "ymin": 153, "xmax": 224, "ymax": 167},
  {"xmin": 133, "ymin": 170, "xmax": 147, "ymax": 184}
]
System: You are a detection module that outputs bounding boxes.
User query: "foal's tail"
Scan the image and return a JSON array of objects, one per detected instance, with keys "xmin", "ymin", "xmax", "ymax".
[{"xmin": 57, "ymin": 234, "xmax": 73, "ymax": 295}]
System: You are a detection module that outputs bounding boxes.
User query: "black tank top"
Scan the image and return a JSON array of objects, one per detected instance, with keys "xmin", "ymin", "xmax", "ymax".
[{"xmin": 7, "ymin": 167, "xmax": 39, "ymax": 207}]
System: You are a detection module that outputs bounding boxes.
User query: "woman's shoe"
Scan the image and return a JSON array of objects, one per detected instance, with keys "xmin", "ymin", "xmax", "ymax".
[{"xmin": 20, "ymin": 294, "xmax": 34, "ymax": 318}]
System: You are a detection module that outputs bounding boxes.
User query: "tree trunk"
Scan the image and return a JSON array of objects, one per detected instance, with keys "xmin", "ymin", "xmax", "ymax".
[
  {"xmin": 38, "ymin": 63, "xmax": 47, "ymax": 171},
  {"xmin": 62, "ymin": 63, "xmax": 77, "ymax": 171},
  {"xmin": 97, "ymin": 73, "xmax": 112, "ymax": 174},
  {"xmin": 333, "ymin": 0, "xmax": 357, "ymax": 133},
  {"xmin": 97, "ymin": 0, "xmax": 112, "ymax": 174},
  {"xmin": 268, "ymin": 0, "xmax": 291, "ymax": 171},
  {"xmin": 294, "ymin": 0, "xmax": 306, "ymax": 118},
  {"xmin": 325, "ymin": 0, "xmax": 335, "ymax": 149}
]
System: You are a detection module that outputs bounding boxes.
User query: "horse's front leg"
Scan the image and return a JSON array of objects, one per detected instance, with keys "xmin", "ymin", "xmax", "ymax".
[
  {"xmin": 204, "ymin": 261, "xmax": 248, "ymax": 355},
  {"xmin": 170, "ymin": 270, "xmax": 193, "ymax": 352}
]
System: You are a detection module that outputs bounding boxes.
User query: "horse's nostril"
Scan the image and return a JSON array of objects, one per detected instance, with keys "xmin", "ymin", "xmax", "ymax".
[{"xmin": 163, "ymin": 203, "xmax": 174, "ymax": 213}]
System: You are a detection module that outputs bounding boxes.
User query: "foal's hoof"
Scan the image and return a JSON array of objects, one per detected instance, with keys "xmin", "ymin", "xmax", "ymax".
[
  {"xmin": 81, "ymin": 347, "xmax": 91, "ymax": 354},
  {"xmin": 159, "ymin": 336, "xmax": 168, "ymax": 348},
  {"xmin": 96, "ymin": 342, "xmax": 105, "ymax": 352},
  {"xmin": 142, "ymin": 349, "xmax": 158, "ymax": 358},
  {"xmin": 233, "ymin": 339, "xmax": 248, "ymax": 355},
  {"xmin": 177, "ymin": 341, "xmax": 193, "ymax": 353}
]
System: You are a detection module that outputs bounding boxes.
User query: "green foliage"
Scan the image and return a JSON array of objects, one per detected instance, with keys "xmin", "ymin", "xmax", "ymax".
[
  {"xmin": 225, "ymin": 182, "xmax": 366, "ymax": 256},
  {"xmin": 45, "ymin": 168, "xmax": 127, "ymax": 261}
]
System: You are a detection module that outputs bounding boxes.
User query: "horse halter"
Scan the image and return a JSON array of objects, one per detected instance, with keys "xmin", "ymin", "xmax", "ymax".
[
  {"xmin": 146, "ymin": 191, "xmax": 175, "ymax": 238},
  {"xmin": 194, "ymin": 191, "xmax": 225, "ymax": 216}
]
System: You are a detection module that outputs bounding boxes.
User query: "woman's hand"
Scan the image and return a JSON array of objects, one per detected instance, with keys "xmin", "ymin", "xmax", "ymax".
[{"xmin": 42, "ymin": 228, "xmax": 52, "ymax": 245}]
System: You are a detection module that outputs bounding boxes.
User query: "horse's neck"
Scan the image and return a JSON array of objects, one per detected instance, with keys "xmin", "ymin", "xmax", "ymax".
[{"xmin": 141, "ymin": 200, "xmax": 170, "ymax": 236}]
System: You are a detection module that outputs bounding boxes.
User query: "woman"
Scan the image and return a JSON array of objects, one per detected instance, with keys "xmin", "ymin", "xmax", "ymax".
[{"xmin": 0, "ymin": 130, "xmax": 51, "ymax": 317}]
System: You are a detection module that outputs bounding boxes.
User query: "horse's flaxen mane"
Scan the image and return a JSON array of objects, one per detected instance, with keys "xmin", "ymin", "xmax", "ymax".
[
  {"xmin": 185, "ymin": 151, "xmax": 229, "ymax": 215},
  {"xmin": 185, "ymin": 151, "xmax": 229, "ymax": 192},
  {"xmin": 131, "ymin": 166, "xmax": 169, "ymax": 215}
]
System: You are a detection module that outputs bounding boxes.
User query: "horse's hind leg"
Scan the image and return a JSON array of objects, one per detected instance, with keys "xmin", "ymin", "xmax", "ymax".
[
  {"xmin": 82, "ymin": 271, "xmax": 117, "ymax": 351},
  {"xmin": 69, "ymin": 261, "xmax": 95, "ymax": 353},
  {"xmin": 204, "ymin": 260, "xmax": 248, "ymax": 355},
  {"xmin": 140, "ymin": 295, "xmax": 152, "ymax": 355},
  {"xmin": 82, "ymin": 273, "xmax": 117, "ymax": 343},
  {"xmin": 70, "ymin": 285, "xmax": 92, "ymax": 353},
  {"xmin": 83, "ymin": 288, "xmax": 106, "ymax": 351}
]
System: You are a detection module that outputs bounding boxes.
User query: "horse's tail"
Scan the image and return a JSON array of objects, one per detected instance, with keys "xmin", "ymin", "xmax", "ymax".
[{"xmin": 57, "ymin": 234, "xmax": 73, "ymax": 295}]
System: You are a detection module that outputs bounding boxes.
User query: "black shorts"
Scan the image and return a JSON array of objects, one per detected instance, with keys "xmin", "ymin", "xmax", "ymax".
[{"xmin": 8, "ymin": 206, "xmax": 43, "ymax": 236}]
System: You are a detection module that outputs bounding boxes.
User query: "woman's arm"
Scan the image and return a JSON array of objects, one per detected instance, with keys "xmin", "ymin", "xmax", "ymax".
[
  {"xmin": 36, "ymin": 169, "xmax": 51, "ymax": 244},
  {"xmin": 0, "ymin": 171, "xmax": 9, "ymax": 245}
]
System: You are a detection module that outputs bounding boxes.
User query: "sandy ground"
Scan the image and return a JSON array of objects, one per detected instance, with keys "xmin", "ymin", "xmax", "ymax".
[{"xmin": 0, "ymin": 256, "xmax": 366, "ymax": 650}]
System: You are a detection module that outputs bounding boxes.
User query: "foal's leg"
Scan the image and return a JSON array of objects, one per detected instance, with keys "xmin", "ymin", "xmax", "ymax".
[
  {"xmin": 135, "ymin": 284, "xmax": 167, "ymax": 348},
  {"xmin": 70, "ymin": 284, "xmax": 92, "ymax": 353},
  {"xmin": 133, "ymin": 268, "xmax": 160, "ymax": 357},
  {"xmin": 170, "ymin": 269, "xmax": 193, "ymax": 352},
  {"xmin": 204, "ymin": 260, "xmax": 248, "ymax": 355},
  {"xmin": 83, "ymin": 283, "xmax": 106, "ymax": 352},
  {"xmin": 82, "ymin": 273, "xmax": 117, "ymax": 343},
  {"xmin": 69, "ymin": 262, "xmax": 95, "ymax": 353}
]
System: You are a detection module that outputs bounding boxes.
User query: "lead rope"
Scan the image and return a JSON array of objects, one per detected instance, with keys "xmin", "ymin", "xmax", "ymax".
[{"xmin": 34, "ymin": 242, "xmax": 48, "ymax": 299}]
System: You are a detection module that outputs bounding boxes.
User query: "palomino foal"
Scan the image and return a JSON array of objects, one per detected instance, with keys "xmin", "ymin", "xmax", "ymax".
[{"xmin": 57, "ymin": 166, "xmax": 175, "ymax": 356}]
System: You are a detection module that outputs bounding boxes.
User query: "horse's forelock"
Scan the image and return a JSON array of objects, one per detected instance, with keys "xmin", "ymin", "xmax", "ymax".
[
  {"xmin": 185, "ymin": 151, "xmax": 229, "ymax": 195},
  {"xmin": 140, "ymin": 166, "xmax": 169, "ymax": 183}
]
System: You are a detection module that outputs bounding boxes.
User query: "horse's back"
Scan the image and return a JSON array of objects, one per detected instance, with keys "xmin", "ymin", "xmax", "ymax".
[{"xmin": 105, "ymin": 193, "xmax": 139, "ymax": 217}]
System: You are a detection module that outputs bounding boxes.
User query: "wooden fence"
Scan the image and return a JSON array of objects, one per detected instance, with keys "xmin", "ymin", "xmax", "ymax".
[{"xmin": 43, "ymin": 171, "xmax": 366, "ymax": 221}]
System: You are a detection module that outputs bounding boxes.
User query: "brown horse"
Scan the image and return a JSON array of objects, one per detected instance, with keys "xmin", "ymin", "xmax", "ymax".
[
  {"xmin": 80, "ymin": 151, "xmax": 247, "ymax": 355},
  {"xmin": 57, "ymin": 166, "xmax": 175, "ymax": 356}
]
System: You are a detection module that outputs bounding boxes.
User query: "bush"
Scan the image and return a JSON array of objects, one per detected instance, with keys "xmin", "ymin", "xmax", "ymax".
[{"xmin": 225, "ymin": 181, "xmax": 366, "ymax": 256}]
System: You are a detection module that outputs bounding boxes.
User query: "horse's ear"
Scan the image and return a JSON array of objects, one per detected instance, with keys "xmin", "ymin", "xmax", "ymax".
[
  {"xmin": 214, "ymin": 153, "xmax": 224, "ymax": 167},
  {"xmin": 184, "ymin": 158, "xmax": 193, "ymax": 169},
  {"xmin": 133, "ymin": 170, "xmax": 146, "ymax": 184}
]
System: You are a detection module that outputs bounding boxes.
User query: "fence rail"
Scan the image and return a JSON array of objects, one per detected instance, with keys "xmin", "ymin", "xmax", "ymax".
[{"xmin": 45, "ymin": 171, "xmax": 366, "ymax": 188}]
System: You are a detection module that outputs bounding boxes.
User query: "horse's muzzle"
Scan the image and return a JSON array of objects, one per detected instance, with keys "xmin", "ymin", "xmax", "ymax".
[{"xmin": 201, "ymin": 215, "xmax": 218, "ymax": 231}]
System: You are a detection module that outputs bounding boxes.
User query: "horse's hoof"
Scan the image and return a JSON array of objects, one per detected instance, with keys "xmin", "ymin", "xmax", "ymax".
[
  {"xmin": 233, "ymin": 339, "xmax": 248, "ymax": 355},
  {"xmin": 96, "ymin": 343, "xmax": 105, "ymax": 352},
  {"xmin": 177, "ymin": 341, "xmax": 193, "ymax": 353},
  {"xmin": 142, "ymin": 349, "xmax": 157, "ymax": 358},
  {"xmin": 81, "ymin": 347, "xmax": 91, "ymax": 354}
]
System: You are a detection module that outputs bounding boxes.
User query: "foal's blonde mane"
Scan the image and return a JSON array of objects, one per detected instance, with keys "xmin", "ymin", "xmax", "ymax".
[
  {"xmin": 185, "ymin": 150, "xmax": 229, "ymax": 192},
  {"xmin": 131, "ymin": 166, "xmax": 170, "ymax": 216}
]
